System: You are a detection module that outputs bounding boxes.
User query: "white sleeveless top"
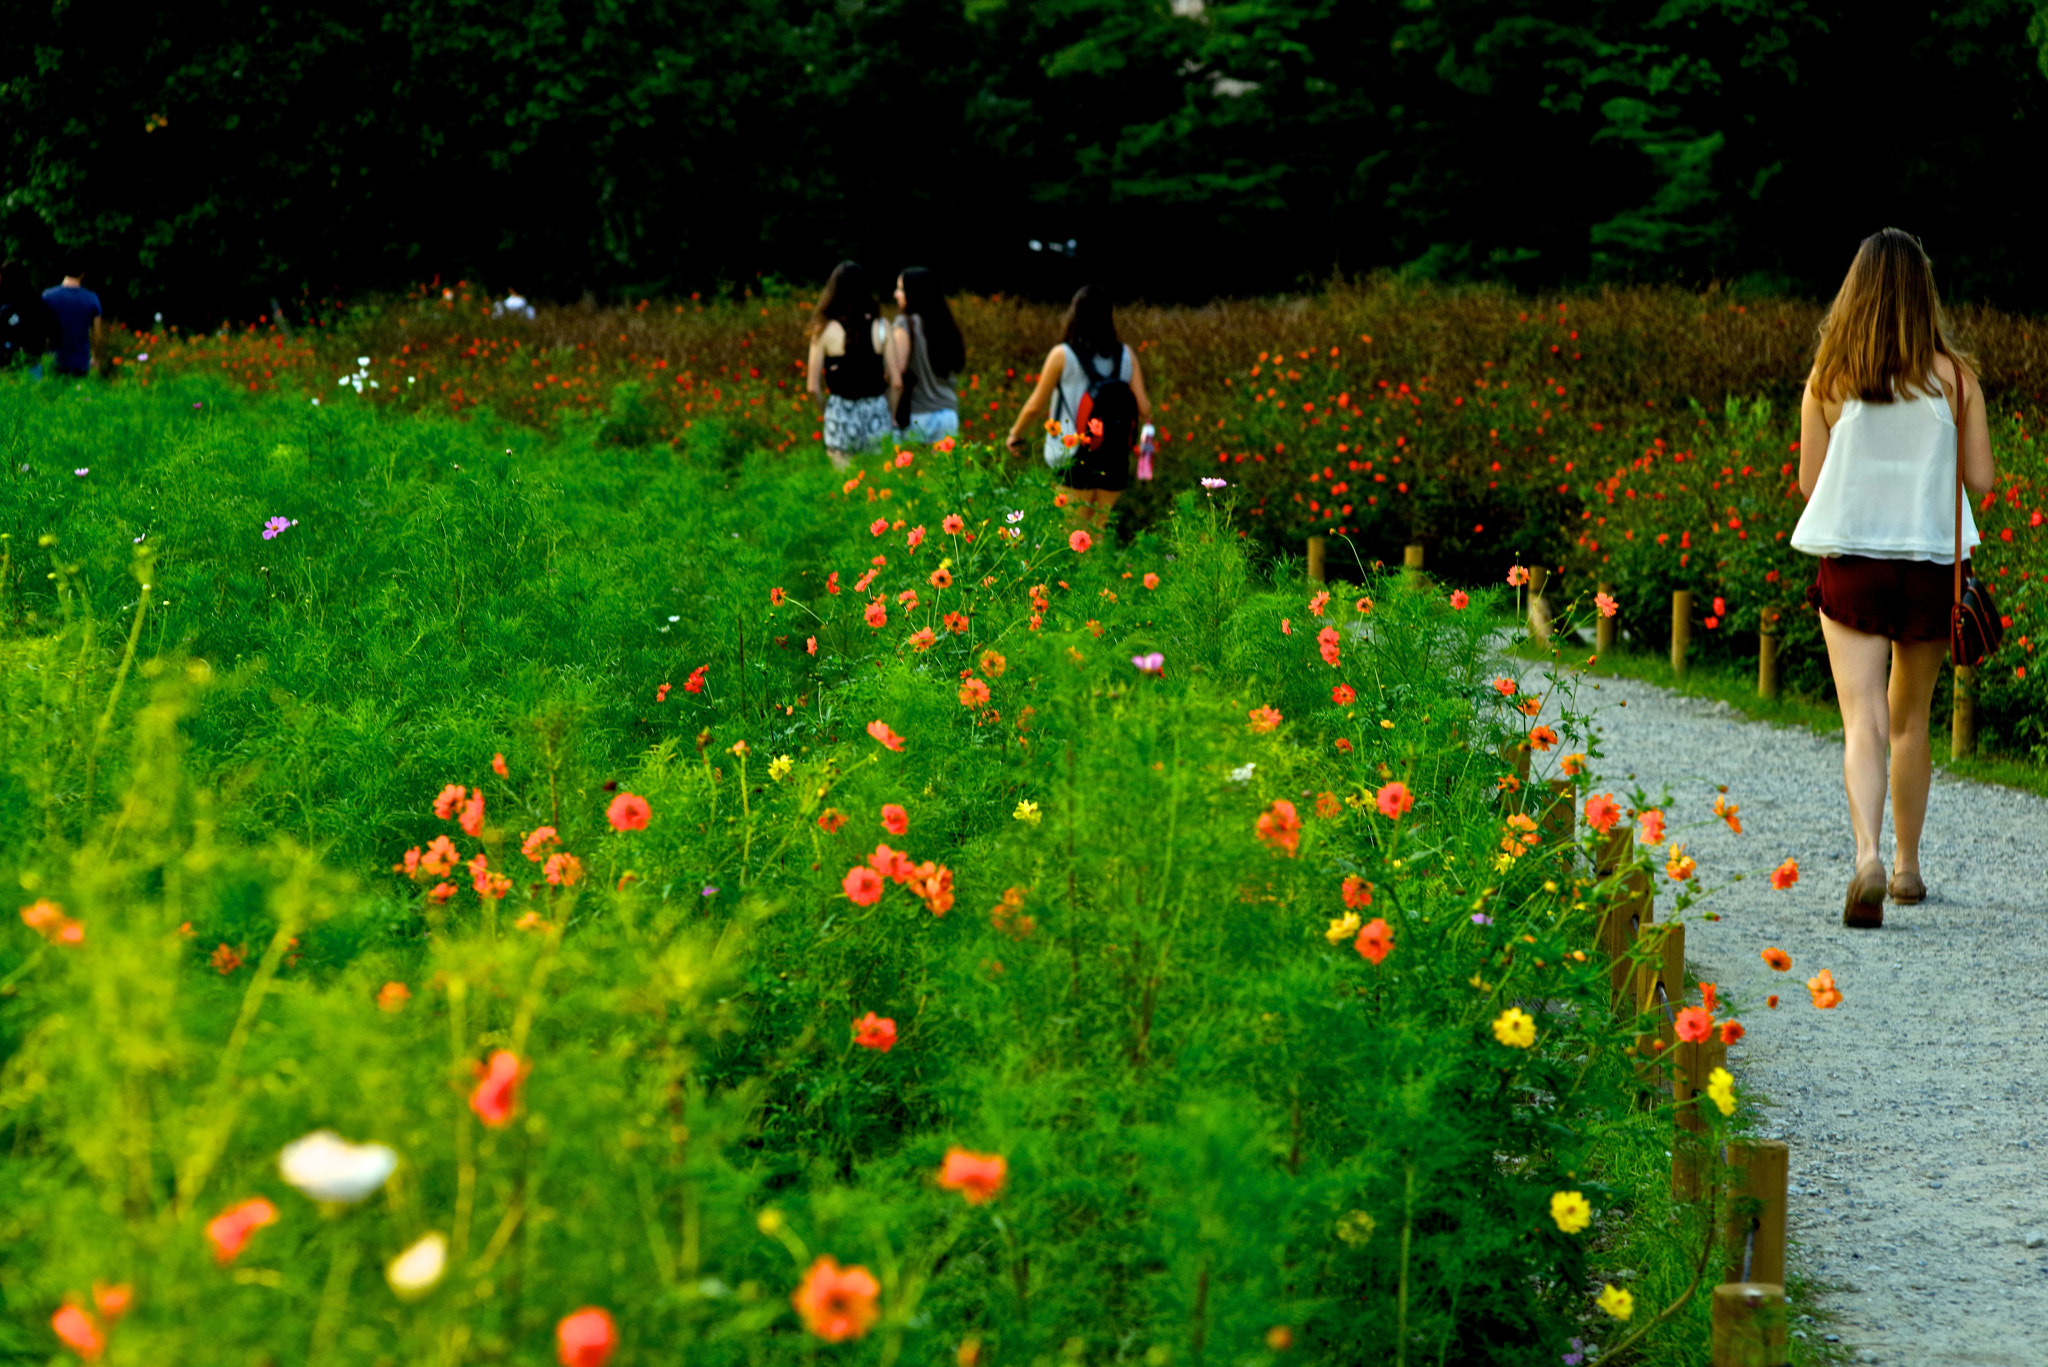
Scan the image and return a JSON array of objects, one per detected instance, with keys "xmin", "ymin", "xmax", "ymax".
[
  {"xmin": 1043, "ymin": 344, "xmax": 1133, "ymax": 465},
  {"xmin": 1789, "ymin": 382, "xmax": 1978, "ymax": 564}
]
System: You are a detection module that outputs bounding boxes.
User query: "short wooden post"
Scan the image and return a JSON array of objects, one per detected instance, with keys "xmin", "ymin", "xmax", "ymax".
[
  {"xmin": 1595, "ymin": 827, "xmax": 1633, "ymax": 878},
  {"xmin": 1757, "ymin": 610, "xmax": 1780, "ymax": 699},
  {"xmin": 1526, "ymin": 565, "xmax": 1552, "ymax": 642},
  {"xmin": 1539, "ymin": 778, "xmax": 1574, "ymax": 847},
  {"xmin": 1671, "ymin": 591, "xmax": 1692, "ymax": 677},
  {"xmin": 1595, "ymin": 580, "xmax": 1616, "ymax": 657},
  {"xmin": 1402, "ymin": 542, "xmax": 1425, "ymax": 586},
  {"xmin": 1710, "ymin": 1283, "xmax": 1789, "ymax": 1367},
  {"xmin": 1952, "ymin": 665, "xmax": 1976, "ymax": 758},
  {"xmin": 1306, "ymin": 535, "xmax": 1327, "ymax": 585},
  {"xmin": 1672, "ymin": 1036, "xmax": 1729, "ymax": 1200},
  {"xmin": 1599, "ymin": 869, "xmax": 1653, "ymax": 1012},
  {"xmin": 1722, "ymin": 1140, "xmax": 1789, "ymax": 1287}
]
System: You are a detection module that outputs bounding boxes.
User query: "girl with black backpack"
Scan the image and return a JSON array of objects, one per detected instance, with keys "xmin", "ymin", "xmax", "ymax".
[
  {"xmin": 887, "ymin": 267, "xmax": 965, "ymax": 444},
  {"xmin": 1004, "ymin": 284, "xmax": 1153, "ymax": 529},
  {"xmin": 805, "ymin": 261, "xmax": 892, "ymax": 469}
]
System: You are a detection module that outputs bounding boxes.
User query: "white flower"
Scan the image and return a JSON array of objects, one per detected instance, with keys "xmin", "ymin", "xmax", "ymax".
[
  {"xmin": 1228, "ymin": 763, "xmax": 1256, "ymax": 783},
  {"xmin": 1005, "ymin": 509, "xmax": 1025, "ymax": 523},
  {"xmin": 1201, "ymin": 477, "xmax": 1228, "ymax": 489},
  {"xmin": 356, "ymin": 356, "xmax": 371, "ymax": 367},
  {"xmin": 386, "ymin": 1231, "xmax": 447, "ymax": 1299},
  {"xmin": 337, "ymin": 375, "xmax": 349, "ymax": 387},
  {"xmin": 279, "ymin": 1129, "xmax": 398, "ymax": 1203}
]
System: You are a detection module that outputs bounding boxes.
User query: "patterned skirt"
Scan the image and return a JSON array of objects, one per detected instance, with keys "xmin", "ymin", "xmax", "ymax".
[{"xmin": 824, "ymin": 395, "xmax": 892, "ymax": 453}]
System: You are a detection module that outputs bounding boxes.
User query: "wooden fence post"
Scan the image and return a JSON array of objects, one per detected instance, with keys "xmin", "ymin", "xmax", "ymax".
[
  {"xmin": 1539, "ymin": 779, "xmax": 1574, "ymax": 848},
  {"xmin": 1722, "ymin": 1140, "xmax": 1789, "ymax": 1287},
  {"xmin": 1306, "ymin": 535, "xmax": 1327, "ymax": 585},
  {"xmin": 1672, "ymin": 1036, "xmax": 1729, "ymax": 1200},
  {"xmin": 1402, "ymin": 542, "xmax": 1426, "ymax": 587},
  {"xmin": 1952, "ymin": 664, "xmax": 1977, "ymax": 758},
  {"xmin": 1595, "ymin": 580, "xmax": 1616, "ymax": 657},
  {"xmin": 1671, "ymin": 591, "xmax": 1693, "ymax": 677},
  {"xmin": 1710, "ymin": 1283, "xmax": 1789, "ymax": 1367},
  {"xmin": 1599, "ymin": 868, "xmax": 1653, "ymax": 1013},
  {"xmin": 1757, "ymin": 610, "xmax": 1780, "ymax": 699},
  {"xmin": 1526, "ymin": 565, "xmax": 1553, "ymax": 642},
  {"xmin": 1633, "ymin": 923, "xmax": 1685, "ymax": 1082}
]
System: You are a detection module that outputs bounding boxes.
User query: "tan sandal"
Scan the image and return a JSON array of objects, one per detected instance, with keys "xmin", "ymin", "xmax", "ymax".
[
  {"xmin": 1843, "ymin": 860, "xmax": 1886, "ymax": 928},
  {"xmin": 1889, "ymin": 870, "xmax": 1926, "ymax": 905}
]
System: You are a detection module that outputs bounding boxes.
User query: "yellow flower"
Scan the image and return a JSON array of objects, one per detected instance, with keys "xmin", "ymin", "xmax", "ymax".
[
  {"xmin": 756, "ymin": 1208, "xmax": 786, "ymax": 1236},
  {"xmin": 1379, "ymin": 718, "xmax": 1395, "ymax": 729},
  {"xmin": 1324, "ymin": 912, "xmax": 1361, "ymax": 944},
  {"xmin": 767, "ymin": 754, "xmax": 794, "ymax": 782},
  {"xmin": 1013, "ymin": 800, "xmax": 1042, "ymax": 826},
  {"xmin": 1666, "ymin": 844, "xmax": 1697, "ymax": 882},
  {"xmin": 1706, "ymin": 1066, "xmax": 1736, "ymax": 1117},
  {"xmin": 1549, "ymin": 1190, "xmax": 1591, "ymax": 1234},
  {"xmin": 1491, "ymin": 1007, "xmax": 1536, "ymax": 1048},
  {"xmin": 1334, "ymin": 1210, "xmax": 1377, "ymax": 1246},
  {"xmin": 1596, "ymin": 1283, "xmax": 1634, "ymax": 1320}
]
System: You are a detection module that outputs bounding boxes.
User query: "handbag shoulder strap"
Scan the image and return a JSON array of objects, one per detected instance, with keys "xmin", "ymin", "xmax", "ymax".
[{"xmin": 1950, "ymin": 352, "xmax": 1965, "ymax": 606}]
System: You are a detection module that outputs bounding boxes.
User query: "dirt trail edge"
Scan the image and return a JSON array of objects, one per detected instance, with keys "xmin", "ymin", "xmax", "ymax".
[{"xmin": 1516, "ymin": 664, "xmax": 2048, "ymax": 1367}]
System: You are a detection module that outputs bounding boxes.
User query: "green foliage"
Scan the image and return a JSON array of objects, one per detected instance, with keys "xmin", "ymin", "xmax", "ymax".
[{"xmin": 0, "ymin": 375, "xmax": 1764, "ymax": 1363}]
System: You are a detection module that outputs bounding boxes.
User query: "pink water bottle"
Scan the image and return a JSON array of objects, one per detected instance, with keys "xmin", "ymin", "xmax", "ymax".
[{"xmin": 1137, "ymin": 424, "xmax": 1156, "ymax": 481}]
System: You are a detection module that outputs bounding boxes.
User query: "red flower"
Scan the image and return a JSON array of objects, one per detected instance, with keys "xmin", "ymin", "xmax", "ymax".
[
  {"xmin": 1719, "ymin": 1020, "xmax": 1745, "ymax": 1045},
  {"xmin": 959, "ymin": 677, "xmax": 990, "ymax": 709},
  {"xmin": 1528, "ymin": 725, "xmax": 1558, "ymax": 752},
  {"xmin": 557, "ymin": 1308, "xmax": 617, "ymax": 1367},
  {"xmin": 1333, "ymin": 683, "xmax": 1356, "ymax": 705},
  {"xmin": 938, "ymin": 1147, "xmax": 1008, "ymax": 1204},
  {"xmin": 1375, "ymin": 781, "xmax": 1413, "ymax": 819},
  {"xmin": 793, "ymin": 1256, "xmax": 881, "ymax": 1341},
  {"xmin": 866, "ymin": 720, "xmax": 906, "ymax": 751},
  {"xmin": 851, "ymin": 1012, "xmax": 897, "ymax": 1052},
  {"xmin": 907, "ymin": 627, "xmax": 937, "ymax": 652},
  {"xmin": 210, "ymin": 943, "xmax": 244, "ymax": 975},
  {"xmin": 842, "ymin": 866, "xmax": 885, "ymax": 906},
  {"xmin": 943, "ymin": 611, "xmax": 970, "ymax": 634},
  {"xmin": 492, "ymin": 752, "xmax": 509, "ymax": 778},
  {"xmin": 818, "ymin": 808, "xmax": 848, "ymax": 833},
  {"xmin": 1769, "ymin": 857, "xmax": 1799, "ymax": 890},
  {"xmin": 51, "ymin": 1304, "xmax": 104, "ymax": 1361},
  {"xmin": 1674, "ymin": 1006, "xmax": 1712, "ymax": 1043},
  {"xmin": 1143, "ymin": 573, "xmax": 1160, "ymax": 589},
  {"xmin": 864, "ymin": 599, "xmax": 888, "ymax": 629},
  {"xmin": 683, "ymin": 665, "xmax": 708, "ymax": 694},
  {"xmin": 470, "ymin": 1050, "xmax": 525, "ymax": 1126},
  {"xmin": 1317, "ymin": 626, "xmax": 1341, "ymax": 666},
  {"xmin": 942, "ymin": 514, "xmax": 965, "ymax": 534},
  {"xmin": 1449, "ymin": 590, "xmax": 1469, "ymax": 609},
  {"xmin": 1341, "ymin": 876, "xmax": 1373, "ymax": 909},
  {"xmin": 459, "ymin": 788, "xmax": 486, "ymax": 837},
  {"xmin": 433, "ymin": 783, "xmax": 467, "ymax": 819},
  {"xmin": 607, "ymin": 792, "xmax": 651, "ymax": 832},
  {"xmin": 1069, "ymin": 530, "xmax": 1093, "ymax": 553},
  {"xmin": 1255, "ymin": 799, "xmax": 1301, "ymax": 857},
  {"xmin": 1354, "ymin": 916, "xmax": 1393, "ymax": 966},
  {"xmin": 1334, "ymin": 738, "xmax": 1353, "ymax": 754},
  {"xmin": 1584, "ymin": 793, "xmax": 1621, "ymax": 834},
  {"xmin": 205, "ymin": 1197, "xmax": 278, "ymax": 1265},
  {"xmin": 826, "ymin": 571, "xmax": 841, "ymax": 595},
  {"xmin": 880, "ymin": 804, "xmax": 909, "ymax": 836}
]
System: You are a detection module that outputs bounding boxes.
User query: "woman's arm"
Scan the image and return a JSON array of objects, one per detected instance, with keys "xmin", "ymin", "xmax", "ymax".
[
  {"xmin": 1960, "ymin": 366, "xmax": 1996, "ymax": 497},
  {"xmin": 1005, "ymin": 347, "xmax": 1066, "ymax": 456},
  {"xmin": 1797, "ymin": 377, "xmax": 1831, "ymax": 499},
  {"xmin": 1129, "ymin": 353, "xmax": 1154, "ymax": 427},
  {"xmin": 886, "ymin": 320, "xmax": 910, "ymax": 396},
  {"xmin": 806, "ymin": 332, "xmax": 827, "ymax": 410}
]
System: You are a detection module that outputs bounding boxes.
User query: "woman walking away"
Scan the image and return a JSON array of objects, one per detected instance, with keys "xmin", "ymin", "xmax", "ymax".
[
  {"xmin": 1004, "ymin": 284, "xmax": 1152, "ymax": 530},
  {"xmin": 806, "ymin": 261, "xmax": 892, "ymax": 469},
  {"xmin": 1790, "ymin": 228, "xmax": 1995, "ymax": 928},
  {"xmin": 888, "ymin": 267, "xmax": 964, "ymax": 444}
]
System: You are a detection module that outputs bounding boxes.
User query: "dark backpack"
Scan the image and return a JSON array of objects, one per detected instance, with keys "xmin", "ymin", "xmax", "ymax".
[{"xmin": 1067, "ymin": 347, "xmax": 1138, "ymax": 457}]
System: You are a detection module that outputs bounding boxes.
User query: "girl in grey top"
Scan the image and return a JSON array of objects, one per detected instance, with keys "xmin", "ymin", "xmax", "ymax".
[{"xmin": 887, "ymin": 267, "xmax": 964, "ymax": 443}]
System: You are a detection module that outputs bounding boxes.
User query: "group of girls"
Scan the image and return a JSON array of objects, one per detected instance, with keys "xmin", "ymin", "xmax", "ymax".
[{"xmin": 805, "ymin": 262, "xmax": 1152, "ymax": 528}]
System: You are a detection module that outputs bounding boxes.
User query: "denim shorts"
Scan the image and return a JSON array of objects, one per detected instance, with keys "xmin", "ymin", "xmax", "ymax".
[{"xmin": 896, "ymin": 408, "xmax": 959, "ymax": 443}]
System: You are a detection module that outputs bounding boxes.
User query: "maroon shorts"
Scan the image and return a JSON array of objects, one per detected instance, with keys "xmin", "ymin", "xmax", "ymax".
[{"xmin": 1806, "ymin": 555, "xmax": 1956, "ymax": 643}]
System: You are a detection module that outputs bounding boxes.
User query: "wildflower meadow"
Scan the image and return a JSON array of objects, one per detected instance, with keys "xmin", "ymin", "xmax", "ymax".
[{"xmin": 2, "ymin": 280, "xmax": 2029, "ymax": 1364}]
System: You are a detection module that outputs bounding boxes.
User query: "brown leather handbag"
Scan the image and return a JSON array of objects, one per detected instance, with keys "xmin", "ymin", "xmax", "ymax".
[{"xmin": 1947, "ymin": 360, "xmax": 2004, "ymax": 666}]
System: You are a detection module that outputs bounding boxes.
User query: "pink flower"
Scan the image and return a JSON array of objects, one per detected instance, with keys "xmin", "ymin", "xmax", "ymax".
[
  {"xmin": 1637, "ymin": 809, "xmax": 1665, "ymax": 845},
  {"xmin": 1317, "ymin": 626, "xmax": 1341, "ymax": 667},
  {"xmin": 205, "ymin": 1197, "xmax": 278, "ymax": 1265},
  {"xmin": 459, "ymin": 788, "xmax": 486, "ymax": 837},
  {"xmin": 907, "ymin": 526, "xmax": 926, "ymax": 549},
  {"xmin": 866, "ymin": 720, "xmax": 906, "ymax": 751},
  {"xmin": 870, "ymin": 518, "xmax": 888, "ymax": 537},
  {"xmin": 607, "ymin": 792, "xmax": 651, "ymax": 832},
  {"xmin": 880, "ymin": 804, "xmax": 909, "ymax": 836},
  {"xmin": 51, "ymin": 1304, "xmax": 105, "ymax": 1361},
  {"xmin": 470, "ymin": 1050, "xmax": 525, "ymax": 1126},
  {"xmin": 1506, "ymin": 565, "xmax": 1530, "ymax": 587},
  {"xmin": 843, "ymin": 866, "xmax": 884, "ymax": 905},
  {"xmin": 1595, "ymin": 592, "xmax": 1618, "ymax": 618},
  {"xmin": 1674, "ymin": 1006, "xmax": 1713, "ymax": 1043},
  {"xmin": 1375, "ymin": 781, "xmax": 1414, "ymax": 820},
  {"xmin": 1069, "ymin": 530, "xmax": 1093, "ymax": 553}
]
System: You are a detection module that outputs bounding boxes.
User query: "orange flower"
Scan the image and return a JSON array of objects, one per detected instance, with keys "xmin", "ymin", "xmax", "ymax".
[
  {"xmin": 866, "ymin": 719, "xmax": 906, "ymax": 751},
  {"xmin": 1255, "ymin": 800, "xmax": 1301, "ymax": 857},
  {"xmin": 1719, "ymin": 1020, "xmax": 1745, "ymax": 1045},
  {"xmin": 1516, "ymin": 695, "xmax": 1542, "ymax": 716},
  {"xmin": 1247, "ymin": 705, "xmax": 1283, "ymax": 734},
  {"xmin": 958, "ymin": 677, "xmax": 990, "ymax": 709},
  {"xmin": 542, "ymin": 852, "xmax": 583, "ymax": 887},
  {"xmin": 1333, "ymin": 683, "xmax": 1356, "ymax": 705},
  {"xmin": 471, "ymin": 1050, "xmax": 525, "ymax": 1126},
  {"xmin": 880, "ymin": 804, "xmax": 909, "ymax": 836},
  {"xmin": 1143, "ymin": 572, "xmax": 1160, "ymax": 589},
  {"xmin": 377, "ymin": 981, "xmax": 411, "ymax": 1012},
  {"xmin": 1492, "ymin": 677, "xmax": 1517, "ymax": 697},
  {"xmin": 1665, "ymin": 845, "xmax": 1696, "ymax": 881},
  {"xmin": 1769, "ymin": 858, "xmax": 1799, "ymax": 890},
  {"xmin": 863, "ymin": 599, "xmax": 888, "ymax": 629},
  {"xmin": 433, "ymin": 783, "xmax": 467, "ymax": 819},
  {"xmin": 1560, "ymin": 752, "xmax": 1587, "ymax": 776},
  {"xmin": 1760, "ymin": 947, "xmax": 1791, "ymax": 972},
  {"xmin": 979, "ymin": 648, "xmax": 1007, "ymax": 678},
  {"xmin": 869, "ymin": 845, "xmax": 915, "ymax": 882},
  {"xmin": 492, "ymin": 752, "xmax": 510, "ymax": 778},
  {"xmin": 896, "ymin": 588, "xmax": 921, "ymax": 610},
  {"xmin": 90, "ymin": 1283, "xmax": 131, "ymax": 1324},
  {"xmin": 818, "ymin": 808, "xmax": 847, "ymax": 833},
  {"xmin": 792, "ymin": 1256, "xmax": 881, "ymax": 1342},
  {"xmin": 521, "ymin": 826, "xmax": 560, "ymax": 862},
  {"xmin": 1314, "ymin": 791, "xmax": 1342, "ymax": 819},
  {"xmin": 205, "ymin": 1197, "xmax": 278, "ymax": 1265},
  {"xmin": 1375, "ymin": 781, "xmax": 1414, "ymax": 820},
  {"xmin": 51, "ymin": 1304, "xmax": 104, "ymax": 1361},
  {"xmin": 1766, "ymin": 994, "xmax": 1780, "ymax": 1009},
  {"xmin": 427, "ymin": 882, "xmax": 457, "ymax": 903},
  {"xmin": 907, "ymin": 627, "xmax": 937, "ymax": 652},
  {"xmin": 942, "ymin": 611, "xmax": 970, "ymax": 634},
  {"xmin": 769, "ymin": 586, "xmax": 787, "ymax": 607},
  {"xmin": 942, "ymin": 514, "xmax": 965, "ymax": 534},
  {"xmin": 1528, "ymin": 725, "xmax": 1558, "ymax": 752},
  {"xmin": 556, "ymin": 1307, "xmax": 617, "ymax": 1367},
  {"xmin": 928, "ymin": 565, "xmax": 953, "ymax": 590},
  {"xmin": 1317, "ymin": 625, "xmax": 1341, "ymax": 666},
  {"xmin": 211, "ymin": 943, "xmax": 244, "ymax": 975},
  {"xmin": 842, "ymin": 866, "xmax": 884, "ymax": 906},
  {"xmin": 1637, "ymin": 809, "xmax": 1665, "ymax": 845},
  {"xmin": 1806, "ymin": 969, "xmax": 1842, "ymax": 1010},
  {"xmin": 607, "ymin": 792, "xmax": 651, "ymax": 831},
  {"xmin": 938, "ymin": 1147, "xmax": 1008, "ymax": 1204},
  {"xmin": 421, "ymin": 835, "xmax": 459, "ymax": 876},
  {"xmin": 1712, "ymin": 794, "xmax": 1743, "ymax": 834},
  {"xmin": 1341, "ymin": 876, "xmax": 1374, "ymax": 909},
  {"xmin": 1354, "ymin": 917, "xmax": 1393, "ymax": 966},
  {"xmin": 851, "ymin": 1012, "xmax": 897, "ymax": 1052},
  {"xmin": 19, "ymin": 899, "xmax": 83, "ymax": 945},
  {"xmin": 1674, "ymin": 1006, "xmax": 1712, "ymax": 1043},
  {"xmin": 1583, "ymin": 793, "xmax": 1621, "ymax": 834},
  {"xmin": 1069, "ymin": 529, "xmax": 1093, "ymax": 553}
]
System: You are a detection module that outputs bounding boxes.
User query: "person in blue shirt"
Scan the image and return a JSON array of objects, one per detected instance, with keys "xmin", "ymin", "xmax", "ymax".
[{"xmin": 42, "ymin": 261, "xmax": 102, "ymax": 378}]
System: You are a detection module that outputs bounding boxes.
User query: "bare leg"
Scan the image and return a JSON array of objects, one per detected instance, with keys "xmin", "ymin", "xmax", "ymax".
[
  {"xmin": 1819, "ymin": 613, "xmax": 1893, "ymax": 874},
  {"xmin": 1886, "ymin": 638, "xmax": 1949, "ymax": 877},
  {"xmin": 825, "ymin": 446, "xmax": 852, "ymax": 471}
]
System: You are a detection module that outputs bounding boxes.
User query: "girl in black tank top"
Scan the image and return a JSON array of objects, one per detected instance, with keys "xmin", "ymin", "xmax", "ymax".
[{"xmin": 805, "ymin": 262, "xmax": 894, "ymax": 468}]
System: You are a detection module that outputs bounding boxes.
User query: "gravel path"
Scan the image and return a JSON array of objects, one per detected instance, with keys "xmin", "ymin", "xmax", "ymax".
[{"xmin": 1514, "ymin": 663, "xmax": 2048, "ymax": 1366}]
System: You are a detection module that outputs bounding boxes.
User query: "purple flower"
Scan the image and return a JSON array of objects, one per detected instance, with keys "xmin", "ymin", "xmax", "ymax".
[
  {"xmin": 1130, "ymin": 652, "xmax": 1164, "ymax": 676},
  {"xmin": 73, "ymin": 468, "xmax": 89, "ymax": 477},
  {"xmin": 700, "ymin": 885, "xmax": 720, "ymax": 897},
  {"xmin": 1471, "ymin": 913, "xmax": 1493, "ymax": 926},
  {"xmin": 261, "ymin": 516, "xmax": 298, "ymax": 541},
  {"xmin": 1200, "ymin": 477, "xmax": 1228, "ymax": 489}
]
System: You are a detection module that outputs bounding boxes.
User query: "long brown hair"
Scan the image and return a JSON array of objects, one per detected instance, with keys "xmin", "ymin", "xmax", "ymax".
[
  {"xmin": 1809, "ymin": 228, "xmax": 1973, "ymax": 403},
  {"xmin": 808, "ymin": 260, "xmax": 875, "ymax": 341}
]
